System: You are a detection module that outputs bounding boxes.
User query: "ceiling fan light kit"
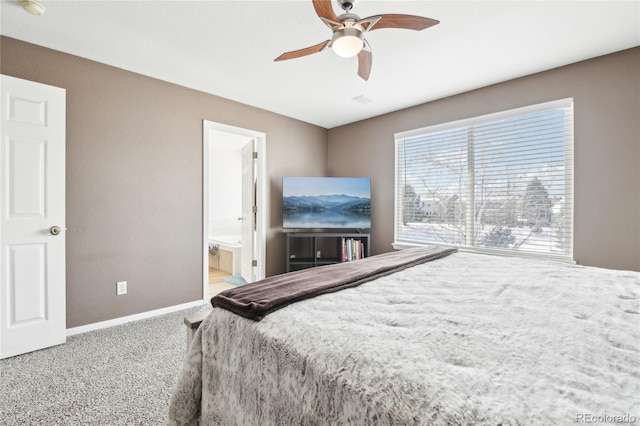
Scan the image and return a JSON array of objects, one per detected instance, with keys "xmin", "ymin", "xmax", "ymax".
[
  {"xmin": 20, "ymin": 0, "xmax": 46, "ymax": 15},
  {"xmin": 274, "ymin": 0, "xmax": 439, "ymax": 81},
  {"xmin": 331, "ymin": 27, "xmax": 364, "ymax": 58}
]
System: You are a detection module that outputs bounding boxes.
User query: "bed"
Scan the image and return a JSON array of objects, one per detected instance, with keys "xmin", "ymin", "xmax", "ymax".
[{"xmin": 168, "ymin": 247, "xmax": 640, "ymax": 425}]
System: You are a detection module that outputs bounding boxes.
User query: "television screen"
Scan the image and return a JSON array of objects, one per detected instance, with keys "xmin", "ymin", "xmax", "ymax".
[{"xmin": 282, "ymin": 177, "xmax": 371, "ymax": 229}]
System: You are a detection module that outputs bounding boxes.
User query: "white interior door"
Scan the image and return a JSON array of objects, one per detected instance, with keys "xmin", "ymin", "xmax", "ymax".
[
  {"xmin": 0, "ymin": 75, "xmax": 66, "ymax": 359},
  {"xmin": 241, "ymin": 139, "xmax": 255, "ymax": 283}
]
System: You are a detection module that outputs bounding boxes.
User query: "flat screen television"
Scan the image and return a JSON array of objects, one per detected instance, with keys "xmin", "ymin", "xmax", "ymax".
[{"xmin": 282, "ymin": 177, "xmax": 371, "ymax": 229}]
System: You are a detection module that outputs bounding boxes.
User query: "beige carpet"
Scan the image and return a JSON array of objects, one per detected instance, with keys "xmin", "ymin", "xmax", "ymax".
[{"xmin": 0, "ymin": 306, "xmax": 207, "ymax": 425}]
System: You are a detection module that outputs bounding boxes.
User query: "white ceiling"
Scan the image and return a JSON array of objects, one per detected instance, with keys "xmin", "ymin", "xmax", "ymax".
[{"xmin": 1, "ymin": 0, "xmax": 638, "ymax": 128}]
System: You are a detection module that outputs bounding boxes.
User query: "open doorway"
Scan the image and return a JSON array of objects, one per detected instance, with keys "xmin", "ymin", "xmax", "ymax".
[{"xmin": 202, "ymin": 121, "xmax": 266, "ymax": 301}]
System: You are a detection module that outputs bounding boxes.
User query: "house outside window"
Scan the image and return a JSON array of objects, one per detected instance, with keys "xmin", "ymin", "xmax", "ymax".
[{"xmin": 394, "ymin": 99, "xmax": 574, "ymax": 261}]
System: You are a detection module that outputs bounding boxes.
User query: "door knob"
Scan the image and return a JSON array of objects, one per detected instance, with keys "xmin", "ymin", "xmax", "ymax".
[{"xmin": 50, "ymin": 226, "xmax": 61, "ymax": 236}]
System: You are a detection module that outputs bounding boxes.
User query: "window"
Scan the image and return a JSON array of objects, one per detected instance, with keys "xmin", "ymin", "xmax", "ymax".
[{"xmin": 394, "ymin": 99, "xmax": 573, "ymax": 261}]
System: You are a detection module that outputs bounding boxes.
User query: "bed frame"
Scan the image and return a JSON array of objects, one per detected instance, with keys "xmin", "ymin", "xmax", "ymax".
[{"xmin": 184, "ymin": 310, "xmax": 210, "ymax": 349}]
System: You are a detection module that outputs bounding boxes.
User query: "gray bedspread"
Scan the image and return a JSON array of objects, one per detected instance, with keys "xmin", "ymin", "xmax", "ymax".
[{"xmin": 168, "ymin": 251, "xmax": 640, "ymax": 425}]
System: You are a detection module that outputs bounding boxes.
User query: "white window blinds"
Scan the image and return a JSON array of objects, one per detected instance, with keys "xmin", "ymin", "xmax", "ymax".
[{"xmin": 394, "ymin": 99, "xmax": 574, "ymax": 261}]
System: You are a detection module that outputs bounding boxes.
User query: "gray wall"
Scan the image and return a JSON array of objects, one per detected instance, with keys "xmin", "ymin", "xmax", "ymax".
[
  {"xmin": 2, "ymin": 36, "xmax": 637, "ymax": 330},
  {"xmin": 1, "ymin": 36, "xmax": 328, "ymax": 328},
  {"xmin": 328, "ymin": 47, "xmax": 640, "ymax": 272}
]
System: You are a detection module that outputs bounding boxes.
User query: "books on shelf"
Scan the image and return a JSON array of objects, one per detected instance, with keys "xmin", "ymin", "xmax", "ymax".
[{"xmin": 341, "ymin": 237, "xmax": 365, "ymax": 262}]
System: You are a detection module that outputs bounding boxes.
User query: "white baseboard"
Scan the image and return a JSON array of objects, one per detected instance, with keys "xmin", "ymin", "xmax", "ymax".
[{"xmin": 66, "ymin": 300, "xmax": 206, "ymax": 336}]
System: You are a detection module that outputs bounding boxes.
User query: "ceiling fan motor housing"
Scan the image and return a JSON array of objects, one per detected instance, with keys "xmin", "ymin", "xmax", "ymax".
[{"xmin": 338, "ymin": 0, "xmax": 356, "ymax": 12}]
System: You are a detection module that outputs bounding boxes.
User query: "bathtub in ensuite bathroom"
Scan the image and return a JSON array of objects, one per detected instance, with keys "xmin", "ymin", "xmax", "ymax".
[{"xmin": 208, "ymin": 235, "xmax": 242, "ymax": 275}]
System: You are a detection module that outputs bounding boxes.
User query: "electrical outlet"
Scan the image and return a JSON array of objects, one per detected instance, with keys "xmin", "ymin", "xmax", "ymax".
[{"xmin": 116, "ymin": 281, "xmax": 127, "ymax": 296}]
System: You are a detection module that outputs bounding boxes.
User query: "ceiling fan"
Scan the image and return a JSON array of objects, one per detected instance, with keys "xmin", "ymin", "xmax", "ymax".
[{"xmin": 274, "ymin": 0, "xmax": 439, "ymax": 81}]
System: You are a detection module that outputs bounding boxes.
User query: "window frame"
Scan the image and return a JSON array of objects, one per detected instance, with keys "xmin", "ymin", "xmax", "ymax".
[{"xmin": 393, "ymin": 98, "xmax": 574, "ymax": 262}]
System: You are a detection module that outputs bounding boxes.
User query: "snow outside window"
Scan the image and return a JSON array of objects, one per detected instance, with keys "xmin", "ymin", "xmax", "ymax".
[{"xmin": 394, "ymin": 99, "xmax": 574, "ymax": 261}]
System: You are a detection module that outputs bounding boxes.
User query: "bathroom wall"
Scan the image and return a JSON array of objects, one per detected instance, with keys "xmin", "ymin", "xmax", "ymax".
[{"xmin": 208, "ymin": 130, "xmax": 249, "ymax": 239}]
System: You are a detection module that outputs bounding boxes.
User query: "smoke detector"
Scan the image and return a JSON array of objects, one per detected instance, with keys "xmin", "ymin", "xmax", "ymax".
[{"xmin": 21, "ymin": 0, "xmax": 46, "ymax": 16}]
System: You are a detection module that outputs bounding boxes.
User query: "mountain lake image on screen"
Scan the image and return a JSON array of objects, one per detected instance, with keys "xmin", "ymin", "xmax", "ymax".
[{"xmin": 282, "ymin": 177, "xmax": 371, "ymax": 229}]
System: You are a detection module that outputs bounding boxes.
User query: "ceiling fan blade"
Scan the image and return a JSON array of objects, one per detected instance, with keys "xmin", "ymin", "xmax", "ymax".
[
  {"xmin": 357, "ymin": 47, "xmax": 372, "ymax": 81},
  {"xmin": 364, "ymin": 14, "xmax": 440, "ymax": 31},
  {"xmin": 312, "ymin": 0, "xmax": 340, "ymax": 25},
  {"xmin": 274, "ymin": 40, "xmax": 330, "ymax": 62}
]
